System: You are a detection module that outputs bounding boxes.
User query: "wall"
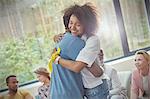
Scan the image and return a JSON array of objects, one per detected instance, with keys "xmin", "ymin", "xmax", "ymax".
[{"xmin": 106, "ymin": 56, "xmax": 135, "ymax": 72}]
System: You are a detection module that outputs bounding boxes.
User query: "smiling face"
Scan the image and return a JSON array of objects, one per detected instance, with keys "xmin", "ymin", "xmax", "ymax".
[
  {"xmin": 68, "ymin": 15, "xmax": 84, "ymax": 36},
  {"xmin": 135, "ymin": 54, "xmax": 149, "ymax": 70}
]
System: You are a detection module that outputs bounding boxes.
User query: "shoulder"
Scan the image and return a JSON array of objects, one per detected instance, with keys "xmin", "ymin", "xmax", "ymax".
[
  {"xmin": 18, "ymin": 89, "xmax": 31, "ymax": 96},
  {"xmin": 84, "ymin": 35, "xmax": 100, "ymax": 50},
  {"xmin": 58, "ymin": 32, "xmax": 85, "ymax": 49},
  {"xmin": 38, "ymin": 85, "xmax": 49, "ymax": 92},
  {"xmin": 18, "ymin": 89, "xmax": 29, "ymax": 93},
  {"xmin": 87, "ymin": 35, "xmax": 100, "ymax": 43},
  {"xmin": 64, "ymin": 32, "xmax": 83, "ymax": 41},
  {"xmin": 38, "ymin": 85, "xmax": 44, "ymax": 91}
]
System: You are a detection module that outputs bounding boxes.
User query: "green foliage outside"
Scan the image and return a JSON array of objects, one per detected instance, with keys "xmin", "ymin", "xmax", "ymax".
[{"xmin": 0, "ymin": 32, "xmax": 55, "ymax": 90}]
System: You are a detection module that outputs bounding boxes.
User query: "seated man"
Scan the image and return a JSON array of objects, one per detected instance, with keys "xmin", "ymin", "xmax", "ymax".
[
  {"xmin": 1, "ymin": 75, "xmax": 33, "ymax": 99},
  {"xmin": 99, "ymin": 49, "xmax": 128, "ymax": 99}
]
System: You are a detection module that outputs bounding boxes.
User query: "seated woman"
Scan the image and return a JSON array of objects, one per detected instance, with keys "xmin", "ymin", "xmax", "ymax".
[
  {"xmin": 34, "ymin": 67, "xmax": 50, "ymax": 99},
  {"xmin": 131, "ymin": 50, "xmax": 150, "ymax": 99}
]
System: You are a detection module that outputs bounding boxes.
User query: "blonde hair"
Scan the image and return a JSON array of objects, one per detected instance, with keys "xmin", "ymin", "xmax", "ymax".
[
  {"xmin": 34, "ymin": 67, "xmax": 50, "ymax": 80},
  {"xmin": 135, "ymin": 50, "xmax": 150, "ymax": 63}
]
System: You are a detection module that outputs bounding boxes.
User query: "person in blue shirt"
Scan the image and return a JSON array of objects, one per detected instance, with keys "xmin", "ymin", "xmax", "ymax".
[{"xmin": 50, "ymin": 5, "xmax": 85, "ymax": 99}]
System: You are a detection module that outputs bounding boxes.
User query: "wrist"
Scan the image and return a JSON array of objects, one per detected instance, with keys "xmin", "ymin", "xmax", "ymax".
[{"xmin": 54, "ymin": 56, "xmax": 61, "ymax": 64}]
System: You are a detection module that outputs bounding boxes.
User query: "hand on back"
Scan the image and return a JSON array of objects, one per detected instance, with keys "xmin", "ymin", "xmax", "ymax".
[{"xmin": 53, "ymin": 33, "xmax": 64, "ymax": 43}]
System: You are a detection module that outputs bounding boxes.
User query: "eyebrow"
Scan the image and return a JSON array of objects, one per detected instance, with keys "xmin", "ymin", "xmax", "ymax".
[
  {"xmin": 137, "ymin": 52, "xmax": 144, "ymax": 54},
  {"xmin": 137, "ymin": 50, "xmax": 148, "ymax": 55},
  {"xmin": 9, "ymin": 81, "xmax": 19, "ymax": 83},
  {"xmin": 137, "ymin": 52, "xmax": 145, "ymax": 55}
]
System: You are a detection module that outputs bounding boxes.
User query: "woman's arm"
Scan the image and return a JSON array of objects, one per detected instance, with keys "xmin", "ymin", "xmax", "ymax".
[
  {"xmin": 58, "ymin": 56, "xmax": 103, "ymax": 77},
  {"xmin": 57, "ymin": 36, "xmax": 103, "ymax": 76},
  {"xmin": 131, "ymin": 71, "xmax": 139, "ymax": 99},
  {"xmin": 53, "ymin": 33, "xmax": 64, "ymax": 43},
  {"xmin": 86, "ymin": 62, "xmax": 103, "ymax": 77},
  {"xmin": 58, "ymin": 58, "xmax": 86, "ymax": 73}
]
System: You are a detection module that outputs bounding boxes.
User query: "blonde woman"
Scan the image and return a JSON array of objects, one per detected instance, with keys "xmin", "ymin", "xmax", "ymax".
[
  {"xmin": 34, "ymin": 67, "xmax": 50, "ymax": 99},
  {"xmin": 131, "ymin": 50, "xmax": 150, "ymax": 99}
]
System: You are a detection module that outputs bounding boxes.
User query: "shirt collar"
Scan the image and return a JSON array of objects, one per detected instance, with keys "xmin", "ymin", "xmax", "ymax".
[{"xmin": 81, "ymin": 34, "xmax": 88, "ymax": 41}]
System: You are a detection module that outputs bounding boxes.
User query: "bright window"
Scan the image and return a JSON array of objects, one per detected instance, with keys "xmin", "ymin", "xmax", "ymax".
[
  {"xmin": 97, "ymin": 0, "xmax": 123, "ymax": 60},
  {"xmin": 120, "ymin": 0, "xmax": 150, "ymax": 51}
]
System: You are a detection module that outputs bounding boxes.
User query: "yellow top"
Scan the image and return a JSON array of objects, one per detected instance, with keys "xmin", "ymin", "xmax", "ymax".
[{"xmin": 2, "ymin": 90, "xmax": 33, "ymax": 99}]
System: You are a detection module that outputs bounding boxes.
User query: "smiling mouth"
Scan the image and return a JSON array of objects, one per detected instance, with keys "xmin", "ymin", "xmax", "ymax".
[
  {"xmin": 72, "ymin": 32, "xmax": 77, "ymax": 35},
  {"xmin": 71, "ymin": 31, "xmax": 77, "ymax": 33}
]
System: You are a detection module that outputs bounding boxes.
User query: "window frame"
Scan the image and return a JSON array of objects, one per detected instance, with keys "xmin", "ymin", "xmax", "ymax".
[{"xmin": 111, "ymin": 0, "xmax": 150, "ymax": 59}]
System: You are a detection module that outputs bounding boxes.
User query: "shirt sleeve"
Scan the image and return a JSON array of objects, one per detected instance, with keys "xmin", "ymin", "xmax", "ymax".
[
  {"xmin": 109, "ymin": 68, "xmax": 122, "ymax": 95},
  {"xmin": 111, "ymin": 69, "xmax": 122, "ymax": 89},
  {"xmin": 76, "ymin": 36, "xmax": 100, "ymax": 67}
]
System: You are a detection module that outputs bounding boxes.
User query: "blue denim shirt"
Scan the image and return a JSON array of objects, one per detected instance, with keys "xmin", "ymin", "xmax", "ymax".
[{"xmin": 50, "ymin": 33, "xmax": 85, "ymax": 99}]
